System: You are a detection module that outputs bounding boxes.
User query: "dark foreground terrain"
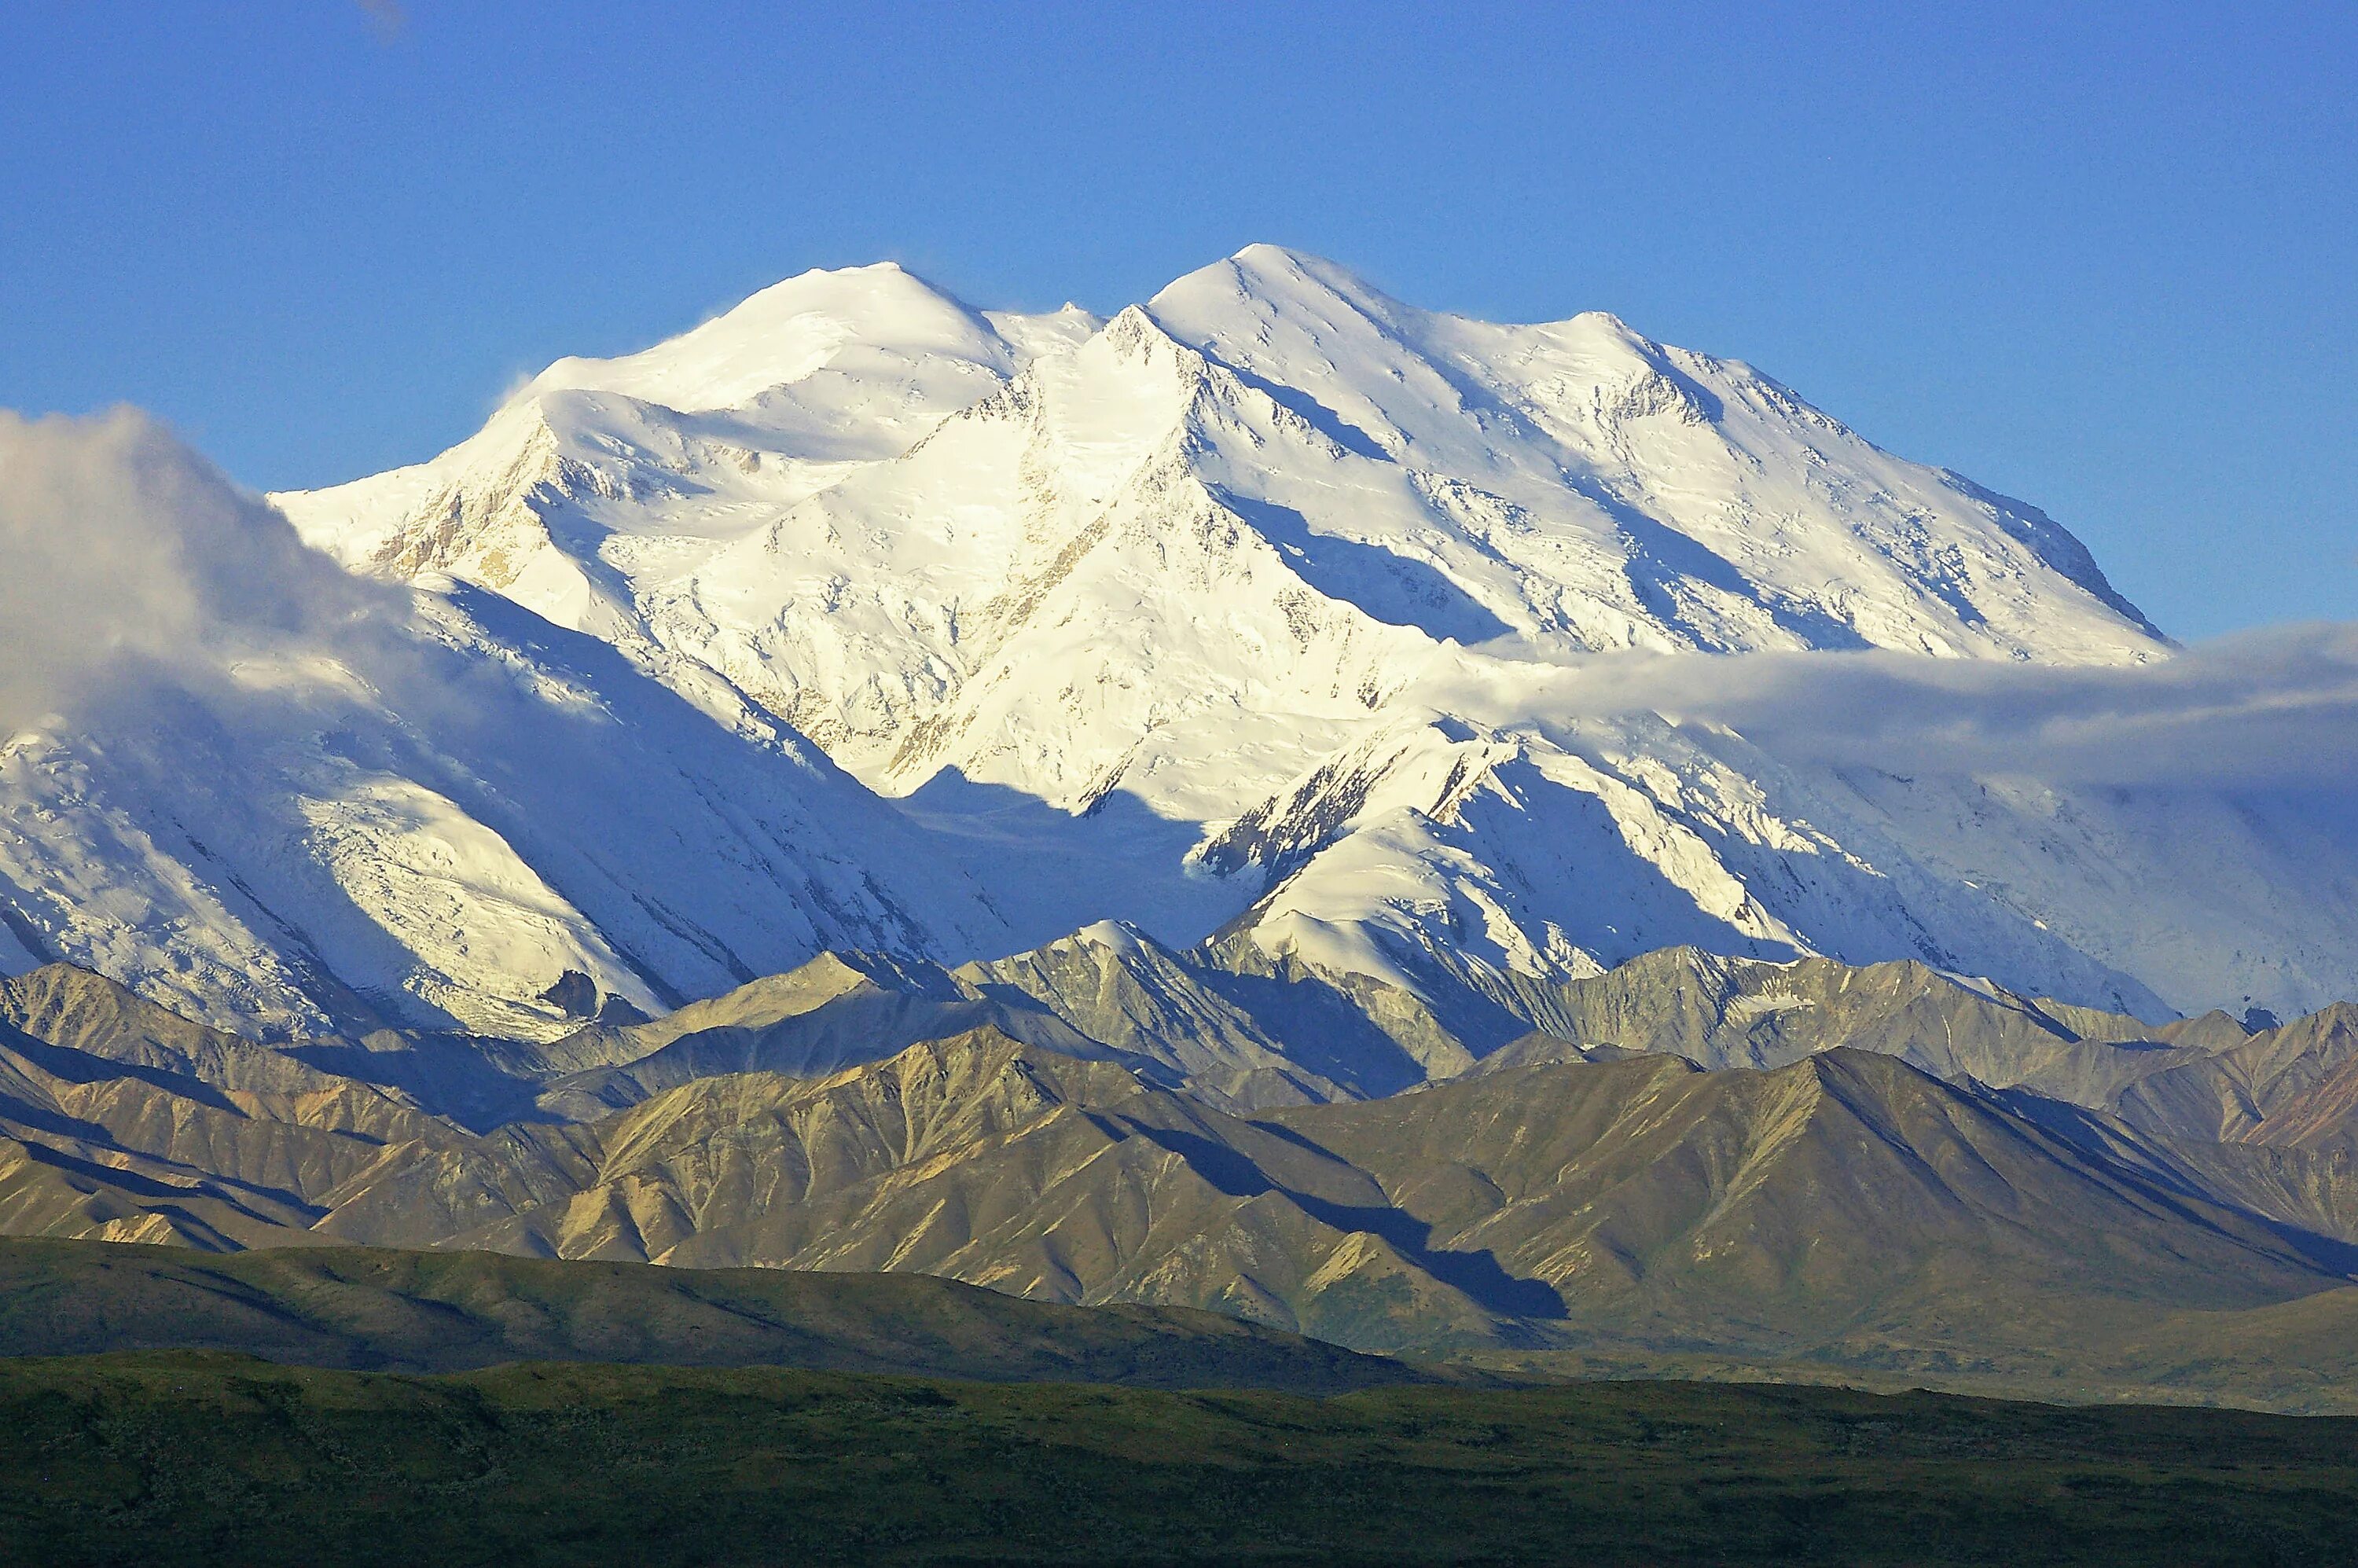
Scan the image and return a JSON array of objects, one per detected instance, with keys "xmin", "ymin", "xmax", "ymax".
[
  {"xmin": 7, "ymin": 1352, "xmax": 2358, "ymax": 1566},
  {"xmin": 0, "ymin": 1236, "xmax": 1412, "ymax": 1392}
]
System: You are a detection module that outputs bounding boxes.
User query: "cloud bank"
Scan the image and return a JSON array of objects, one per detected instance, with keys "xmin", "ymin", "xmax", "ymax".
[
  {"xmin": 0, "ymin": 408, "xmax": 399, "ymax": 733},
  {"xmin": 1428, "ymin": 627, "xmax": 2358, "ymax": 797}
]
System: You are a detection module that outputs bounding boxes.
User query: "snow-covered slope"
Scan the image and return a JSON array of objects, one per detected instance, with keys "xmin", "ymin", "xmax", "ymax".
[
  {"xmin": 1149, "ymin": 248, "xmax": 2164, "ymax": 660},
  {"xmin": 1207, "ymin": 694, "xmax": 2358, "ymax": 1021},
  {"xmin": 276, "ymin": 263, "xmax": 1099, "ymax": 645},
  {"xmin": 0, "ymin": 410, "xmax": 1012, "ymax": 1041},
  {"xmin": 29, "ymin": 246, "xmax": 2348, "ymax": 1039},
  {"xmin": 281, "ymin": 249, "xmax": 2163, "ymax": 792},
  {"xmin": 0, "ymin": 580, "xmax": 1015, "ymax": 1041},
  {"xmin": 616, "ymin": 251, "xmax": 2166, "ymax": 815}
]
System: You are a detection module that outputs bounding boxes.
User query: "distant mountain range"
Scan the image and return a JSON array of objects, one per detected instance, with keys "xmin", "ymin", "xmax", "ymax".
[
  {"xmin": 8, "ymin": 942, "xmax": 2358, "ymax": 1402},
  {"xmin": 2, "ymin": 249, "xmax": 2353, "ymax": 1399}
]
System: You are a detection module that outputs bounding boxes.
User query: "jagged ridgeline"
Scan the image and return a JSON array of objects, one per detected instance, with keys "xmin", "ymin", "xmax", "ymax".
[
  {"xmin": 8, "ymin": 942, "xmax": 2358, "ymax": 1407},
  {"xmin": 5, "ymin": 248, "xmax": 2356, "ymax": 1405},
  {"xmin": 6, "ymin": 248, "xmax": 2354, "ymax": 1059}
]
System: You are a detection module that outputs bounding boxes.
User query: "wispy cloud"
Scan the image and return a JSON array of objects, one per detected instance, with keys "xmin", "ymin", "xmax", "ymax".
[
  {"xmin": 354, "ymin": 0, "xmax": 407, "ymax": 42},
  {"xmin": 1425, "ymin": 630, "xmax": 2358, "ymax": 795},
  {"xmin": 0, "ymin": 408, "xmax": 404, "ymax": 734}
]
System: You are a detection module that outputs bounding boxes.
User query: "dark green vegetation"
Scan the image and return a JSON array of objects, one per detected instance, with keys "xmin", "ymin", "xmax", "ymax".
[
  {"xmin": 9, "ymin": 1352, "xmax": 2358, "ymax": 1566},
  {"xmin": 0, "ymin": 1237, "xmax": 1412, "ymax": 1391}
]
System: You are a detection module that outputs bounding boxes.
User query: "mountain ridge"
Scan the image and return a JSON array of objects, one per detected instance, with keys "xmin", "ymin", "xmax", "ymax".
[
  {"xmin": 6, "ymin": 248, "xmax": 2354, "ymax": 1063},
  {"xmin": 258, "ymin": 245, "xmax": 2349, "ymax": 1029},
  {"xmin": 5, "ymin": 949, "xmax": 2358, "ymax": 1395}
]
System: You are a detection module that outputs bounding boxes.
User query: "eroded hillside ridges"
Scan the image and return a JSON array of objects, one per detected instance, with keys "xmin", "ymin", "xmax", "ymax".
[{"xmin": 6, "ymin": 942, "xmax": 2358, "ymax": 1393}]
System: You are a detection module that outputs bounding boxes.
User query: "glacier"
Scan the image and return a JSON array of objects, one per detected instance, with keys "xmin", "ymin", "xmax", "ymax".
[{"xmin": 2, "ymin": 246, "xmax": 2351, "ymax": 1051}]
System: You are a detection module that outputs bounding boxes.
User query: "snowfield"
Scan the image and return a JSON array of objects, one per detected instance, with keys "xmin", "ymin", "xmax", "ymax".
[{"xmin": 1, "ymin": 247, "xmax": 2349, "ymax": 1047}]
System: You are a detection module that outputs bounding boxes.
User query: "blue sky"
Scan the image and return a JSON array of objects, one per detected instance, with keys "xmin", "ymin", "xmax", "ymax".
[{"xmin": 3, "ymin": 1, "xmax": 2350, "ymax": 638}]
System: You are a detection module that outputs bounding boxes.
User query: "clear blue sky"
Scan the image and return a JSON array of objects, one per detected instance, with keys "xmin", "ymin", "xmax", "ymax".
[{"xmin": 3, "ymin": 1, "xmax": 2350, "ymax": 638}]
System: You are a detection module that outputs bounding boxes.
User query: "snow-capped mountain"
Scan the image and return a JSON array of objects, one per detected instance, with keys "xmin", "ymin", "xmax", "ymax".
[
  {"xmin": 0, "ymin": 579, "xmax": 1019, "ymax": 1042},
  {"xmin": 4, "ymin": 247, "xmax": 2349, "ymax": 1048},
  {"xmin": 277, "ymin": 264, "xmax": 1101, "ymax": 648},
  {"xmin": 0, "ymin": 409, "xmax": 1015, "ymax": 1041}
]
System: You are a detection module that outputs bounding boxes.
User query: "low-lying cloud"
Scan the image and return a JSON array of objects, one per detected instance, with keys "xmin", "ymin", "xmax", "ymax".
[
  {"xmin": 1431, "ymin": 627, "xmax": 2358, "ymax": 795},
  {"xmin": 0, "ymin": 407, "xmax": 402, "ymax": 733}
]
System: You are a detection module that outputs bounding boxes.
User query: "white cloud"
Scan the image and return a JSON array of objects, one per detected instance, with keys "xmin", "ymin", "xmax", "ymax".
[
  {"xmin": 1422, "ymin": 626, "xmax": 2358, "ymax": 795},
  {"xmin": 0, "ymin": 408, "xmax": 403, "ymax": 733}
]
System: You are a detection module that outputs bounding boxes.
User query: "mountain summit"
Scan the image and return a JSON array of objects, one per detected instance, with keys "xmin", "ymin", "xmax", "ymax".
[{"xmin": 0, "ymin": 252, "xmax": 2346, "ymax": 1043}]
